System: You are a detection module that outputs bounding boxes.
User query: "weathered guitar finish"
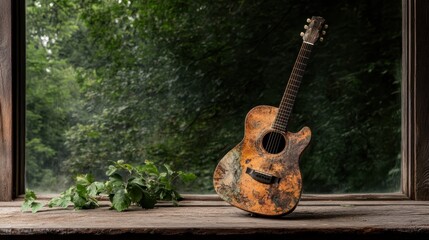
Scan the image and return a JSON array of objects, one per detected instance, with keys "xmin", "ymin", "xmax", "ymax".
[{"xmin": 213, "ymin": 17, "xmax": 327, "ymax": 216}]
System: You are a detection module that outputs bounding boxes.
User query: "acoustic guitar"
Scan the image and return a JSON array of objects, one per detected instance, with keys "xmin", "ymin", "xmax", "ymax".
[{"xmin": 213, "ymin": 16, "xmax": 327, "ymax": 216}]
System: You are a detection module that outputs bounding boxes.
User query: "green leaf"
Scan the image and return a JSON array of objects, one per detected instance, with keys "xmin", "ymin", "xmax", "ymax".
[
  {"xmin": 87, "ymin": 181, "xmax": 104, "ymax": 196},
  {"xmin": 75, "ymin": 184, "xmax": 88, "ymax": 196},
  {"xmin": 129, "ymin": 177, "xmax": 146, "ymax": 187},
  {"xmin": 76, "ymin": 174, "xmax": 94, "ymax": 186},
  {"xmin": 111, "ymin": 189, "xmax": 131, "ymax": 212},
  {"xmin": 115, "ymin": 160, "xmax": 134, "ymax": 173},
  {"xmin": 31, "ymin": 202, "xmax": 44, "ymax": 213},
  {"xmin": 24, "ymin": 189, "xmax": 37, "ymax": 201},
  {"xmin": 22, "ymin": 189, "xmax": 44, "ymax": 213},
  {"xmin": 163, "ymin": 164, "xmax": 174, "ymax": 176},
  {"xmin": 127, "ymin": 183, "xmax": 143, "ymax": 203},
  {"xmin": 139, "ymin": 190, "xmax": 157, "ymax": 209},
  {"xmin": 72, "ymin": 192, "xmax": 87, "ymax": 209},
  {"xmin": 48, "ymin": 196, "xmax": 71, "ymax": 208},
  {"xmin": 109, "ymin": 173, "xmax": 123, "ymax": 182},
  {"xmin": 136, "ymin": 160, "xmax": 159, "ymax": 175},
  {"xmin": 159, "ymin": 172, "xmax": 167, "ymax": 181},
  {"xmin": 21, "ymin": 200, "xmax": 33, "ymax": 212},
  {"xmin": 106, "ymin": 165, "xmax": 117, "ymax": 176},
  {"xmin": 178, "ymin": 172, "xmax": 197, "ymax": 183},
  {"xmin": 105, "ymin": 171, "xmax": 126, "ymax": 197}
]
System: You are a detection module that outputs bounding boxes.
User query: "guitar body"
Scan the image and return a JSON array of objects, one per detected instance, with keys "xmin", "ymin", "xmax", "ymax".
[
  {"xmin": 213, "ymin": 16, "xmax": 325, "ymax": 217},
  {"xmin": 213, "ymin": 105, "xmax": 311, "ymax": 216}
]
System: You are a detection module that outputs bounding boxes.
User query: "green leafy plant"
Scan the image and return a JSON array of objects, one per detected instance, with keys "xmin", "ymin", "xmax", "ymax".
[
  {"xmin": 21, "ymin": 190, "xmax": 44, "ymax": 213},
  {"xmin": 48, "ymin": 174, "xmax": 103, "ymax": 210},
  {"xmin": 22, "ymin": 160, "xmax": 196, "ymax": 213}
]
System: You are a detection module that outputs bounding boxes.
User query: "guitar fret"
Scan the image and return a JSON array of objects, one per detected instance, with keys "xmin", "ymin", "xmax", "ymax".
[
  {"xmin": 291, "ymin": 73, "xmax": 303, "ymax": 77},
  {"xmin": 280, "ymin": 109, "xmax": 292, "ymax": 115},
  {"xmin": 276, "ymin": 117, "xmax": 287, "ymax": 122},
  {"xmin": 283, "ymin": 101, "xmax": 294, "ymax": 106},
  {"xmin": 289, "ymin": 79, "xmax": 301, "ymax": 84},
  {"xmin": 287, "ymin": 84, "xmax": 299, "ymax": 90},
  {"xmin": 277, "ymin": 111, "xmax": 289, "ymax": 116},
  {"xmin": 288, "ymin": 84, "xmax": 299, "ymax": 89},
  {"xmin": 294, "ymin": 66, "xmax": 303, "ymax": 70},
  {"xmin": 275, "ymin": 118, "xmax": 288, "ymax": 122},
  {"xmin": 288, "ymin": 78, "xmax": 302, "ymax": 84},
  {"xmin": 278, "ymin": 110, "xmax": 290, "ymax": 115},
  {"xmin": 292, "ymin": 68, "xmax": 305, "ymax": 72},
  {"xmin": 285, "ymin": 92, "xmax": 298, "ymax": 98},
  {"xmin": 275, "ymin": 41, "xmax": 313, "ymax": 131}
]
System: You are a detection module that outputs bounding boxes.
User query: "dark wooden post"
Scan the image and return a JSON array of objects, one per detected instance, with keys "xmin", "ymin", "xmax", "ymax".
[
  {"xmin": 0, "ymin": 0, "xmax": 25, "ymax": 201},
  {"xmin": 0, "ymin": 0, "xmax": 13, "ymax": 201},
  {"xmin": 403, "ymin": 0, "xmax": 429, "ymax": 200},
  {"xmin": 413, "ymin": 0, "xmax": 429, "ymax": 200}
]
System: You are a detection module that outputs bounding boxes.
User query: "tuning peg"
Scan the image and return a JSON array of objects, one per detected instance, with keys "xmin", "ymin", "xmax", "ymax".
[
  {"xmin": 322, "ymin": 30, "xmax": 326, "ymax": 35},
  {"xmin": 304, "ymin": 25, "xmax": 309, "ymax": 30},
  {"xmin": 306, "ymin": 18, "xmax": 311, "ymax": 23},
  {"xmin": 324, "ymin": 24, "xmax": 328, "ymax": 29},
  {"xmin": 300, "ymin": 32, "xmax": 305, "ymax": 37},
  {"xmin": 319, "ymin": 37, "xmax": 324, "ymax": 42}
]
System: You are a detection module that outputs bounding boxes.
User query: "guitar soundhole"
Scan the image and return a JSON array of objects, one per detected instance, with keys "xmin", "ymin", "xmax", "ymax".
[{"xmin": 262, "ymin": 131, "xmax": 286, "ymax": 154}]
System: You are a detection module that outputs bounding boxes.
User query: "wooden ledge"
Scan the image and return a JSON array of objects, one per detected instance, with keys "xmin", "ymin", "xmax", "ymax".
[{"xmin": 1, "ymin": 200, "xmax": 428, "ymax": 240}]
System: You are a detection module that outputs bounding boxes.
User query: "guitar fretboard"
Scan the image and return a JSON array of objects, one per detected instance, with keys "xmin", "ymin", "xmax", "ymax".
[{"xmin": 273, "ymin": 42, "xmax": 313, "ymax": 132}]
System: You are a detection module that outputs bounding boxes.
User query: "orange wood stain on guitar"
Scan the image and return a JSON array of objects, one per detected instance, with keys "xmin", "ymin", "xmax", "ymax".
[{"xmin": 213, "ymin": 105, "xmax": 311, "ymax": 216}]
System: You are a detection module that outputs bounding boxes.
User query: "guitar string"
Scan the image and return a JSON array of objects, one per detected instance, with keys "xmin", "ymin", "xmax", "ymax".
[
  {"xmin": 277, "ymin": 42, "xmax": 312, "ymax": 151},
  {"xmin": 268, "ymin": 42, "xmax": 312, "ymax": 153},
  {"xmin": 266, "ymin": 43, "xmax": 309, "ymax": 153},
  {"xmin": 271, "ymin": 43, "xmax": 311, "ymax": 153},
  {"xmin": 271, "ymin": 42, "xmax": 312, "ymax": 153},
  {"xmin": 267, "ymin": 42, "xmax": 312, "ymax": 154},
  {"xmin": 266, "ymin": 43, "xmax": 310, "ymax": 153}
]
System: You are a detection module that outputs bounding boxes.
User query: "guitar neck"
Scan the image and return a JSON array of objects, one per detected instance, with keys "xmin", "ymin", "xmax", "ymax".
[{"xmin": 273, "ymin": 42, "xmax": 313, "ymax": 132}]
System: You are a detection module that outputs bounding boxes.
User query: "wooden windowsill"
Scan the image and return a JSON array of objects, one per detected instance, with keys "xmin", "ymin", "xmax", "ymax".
[{"xmin": 1, "ymin": 199, "xmax": 428, "ymax": 240}]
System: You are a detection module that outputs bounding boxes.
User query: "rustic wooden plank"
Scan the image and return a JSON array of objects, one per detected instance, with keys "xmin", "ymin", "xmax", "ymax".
[
  {"xmin": 302, "ymin": 193, "xmax": 408, "ymax": 201},
  {"xmin": 414, "ymin": 0, "xmax": 429, "ymax": 200},
  {"xmin": 402, "ymin": 0, "xmax": 413, "ymax": 200},
  {"xmin": 0, "ymin": 200, "xmax": 428, "ymax": 239},
  {"xmin": 0, "ymin": 0, "xmax": 13, "ymax": 202},
  {"xmin": 181, "ymin": 193, "xmax": 409, "ymax": 201}
]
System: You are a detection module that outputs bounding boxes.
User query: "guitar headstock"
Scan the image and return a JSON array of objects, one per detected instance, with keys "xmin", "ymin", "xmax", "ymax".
[{"xmin": 300, "ymin": 16, "xmax": 327, "ymax": 44}]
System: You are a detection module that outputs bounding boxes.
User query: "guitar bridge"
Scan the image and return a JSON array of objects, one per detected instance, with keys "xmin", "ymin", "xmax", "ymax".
[{"xmin": 246, "ymin": 167, "xmax": 281, "ymax": 184}]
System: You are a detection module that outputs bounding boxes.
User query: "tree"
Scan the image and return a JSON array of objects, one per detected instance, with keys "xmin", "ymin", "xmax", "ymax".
[{"xmin": 27, "ymin": 0, "xmax": 401, "ymax": 193}]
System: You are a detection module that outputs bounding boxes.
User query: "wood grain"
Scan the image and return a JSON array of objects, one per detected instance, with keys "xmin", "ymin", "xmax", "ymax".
[
  {"xmin": 402, "ymin": 0, "xmax": 413, "ymax": 200},
  {"xmin": 402, "ymin": 0, "xmax": 429, "ymax": 200},
  {"xmin": 0, "ymin": 0, "xmax": 13, "ymax": 201},
  {"xmin": 214, "ymin": 105, "xmax": 311, "ymax": 216},
  {"xmin": 0, "ymin": 200, "xmax": 428, "ymax": 239},
  {"xmin": 414, "ymin": 0, "xmax": 429, "ymax": 200}
]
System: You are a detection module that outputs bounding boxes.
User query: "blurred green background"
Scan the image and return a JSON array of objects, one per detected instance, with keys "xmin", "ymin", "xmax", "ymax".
[{"xmin": 26, "ymin": 0, "xmax": 401, "ymax": 193}]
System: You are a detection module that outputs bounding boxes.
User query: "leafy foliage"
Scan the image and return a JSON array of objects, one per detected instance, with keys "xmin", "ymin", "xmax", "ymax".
[
  {"xmin": 47, "ymin": 174, "xmax": 102, "ymax": 210},
  {"xmin": 22, "ymin": 161, "xmax": 196, "ymax": 213},
  {"xmin": 21, "ymin": 190, "xmax": 44, "ymax": 213},
  {"xmin": 26, "ymin": 0, "xmax": 401, "ymax": 194}
]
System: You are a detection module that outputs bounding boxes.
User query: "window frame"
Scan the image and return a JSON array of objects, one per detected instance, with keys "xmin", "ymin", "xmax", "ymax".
[{"xmin": 1, "ymin": 0, "xmax": 428, "ymax": 201}]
